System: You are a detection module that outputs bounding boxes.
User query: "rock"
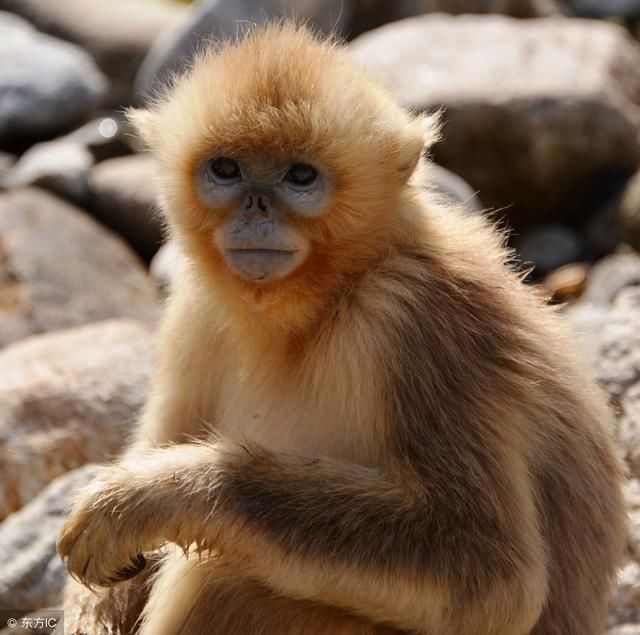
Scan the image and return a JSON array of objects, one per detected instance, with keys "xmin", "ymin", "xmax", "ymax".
[
  {"xmin": 609, "ymin": 478, "xmax": 640, "ymax": 631},
  {"xmin": 348, "ymin": 0, "xmax": 561, "ymax": 36},
  {"xmin": 630, "ymin": 508, "xmax": 640, "ymax": 563},
  {"xmin": 595, "ymin": 287, "xmax": 640, "ymax": 476},
  {"xmin": 0, "ymin": 12, "xmax": 107, "ymax": 143},
  {"xmin": 0, "ymin": 320, "xmax": 153, "ymax": 519},
  {"xmin": 595, "ymin": 285, "xmax": 640, "ymax": 387},
  {"xmin": 87, "ymin": 154, "xmax": 163, "ymax": 260},
  {"xmin": 1, "ymin": 117, "xmax": 134, "ymax": 204},
  {"xmin": 569, "ymin": 0, "xmax": 640, "ymax": 19},
  {"xmin": 64, "ymin": 116, "xmax": 131, "ymax": 163},
  {"xmin": 0, "ymin": 152, "xmax": 15, "ymax": 186},
  {"xmin": 625, "ymin": 477, "xmax": 640, "ymax": 510},
  {"xmin": 350, "ymin": 15, "xmax": 640, "ymax": 226},
  {"xmin": 581, "ymin": 251, "xmax": 640, "ymax": 307},
  {"xmin": 514, "ymin": 224, "xmax": 585, "ymax": 276},
  {"xmin": 610, "ymin": 561, "xmax": 640, "ymax": 627},
  {"xmin": 619, "ymin": 170, "xmax": 640, "ymax": 252},
  {"xmin": 1, "ymin": 139, "xmax": 93, "ymax": 203},
  {"xmin": 427, "ymin": 163, "xmax": 483, "ymax": 211},
  {"xmin": 0, "ymin": 0, "xmax": 185, "ymax": 105},
  {"xmin": 625, "ymin": 478, "xmax": 640, "ymax": 561},
  {"xmin": 562, "ymin": 250, "xmax": 640, "ymax": 363},
  {"xmin": 150, "ymin": 240, "xmax": 181, "ymax": 294},
  {"xmin": 135, "ymin": 0, "xmax": 352, "ymax": 99},
  {"xmin": 0, "ymin": 188, "xmax": 158, "ymax": 347},
  {"xmin": 0, "ymin": 465, "xmax": 97, "ymax": 611},
  {"xmin": 542, "ymin": 262, "xmax": 588, "ymax": 302},
  {"xmin": 562, "ymin": 301, "xmax": 610, "ymax": 365},
  {"xmin": 1, "ymin": 117, "xmax": 135, "ymax": 204},
  {"xmin": 609, "ymin": 625, "xmax": 640, "ymax": 635}
]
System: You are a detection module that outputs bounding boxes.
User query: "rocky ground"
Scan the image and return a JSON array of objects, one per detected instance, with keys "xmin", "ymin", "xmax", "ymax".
[{"xmin": 1, "ymin": 0, "xmax": 640, "ymax": 632}]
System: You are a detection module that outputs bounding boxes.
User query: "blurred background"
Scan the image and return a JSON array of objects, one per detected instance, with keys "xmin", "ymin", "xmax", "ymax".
[{"xmin": 1, "ymin": 1, "xmax": 640, "ymax": 633}]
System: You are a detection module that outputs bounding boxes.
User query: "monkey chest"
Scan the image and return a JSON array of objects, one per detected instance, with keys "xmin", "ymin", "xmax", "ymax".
[{"xmin": 213, "ymin": 373, "xmax": 377, "ymax": 464}]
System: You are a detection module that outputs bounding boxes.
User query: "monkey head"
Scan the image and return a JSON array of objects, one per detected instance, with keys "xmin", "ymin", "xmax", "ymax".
[{"xmin": 129, "ymin": 24, "xmax": 438, "ymax": 323}]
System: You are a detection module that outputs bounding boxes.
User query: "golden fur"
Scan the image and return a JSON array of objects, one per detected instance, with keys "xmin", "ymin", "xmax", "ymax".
[{"xmin": 58, "ymin": 23, "xmax": 626, "ymax": 635}]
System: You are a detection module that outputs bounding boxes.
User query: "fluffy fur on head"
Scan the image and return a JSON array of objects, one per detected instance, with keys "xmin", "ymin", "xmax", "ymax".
[{"xmin": 129, "ymin": 23, "xmax": 439, "ymax": 333}]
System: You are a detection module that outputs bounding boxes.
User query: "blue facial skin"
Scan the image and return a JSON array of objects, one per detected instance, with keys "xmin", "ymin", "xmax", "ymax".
[{"xmin": 197, "ymin": 156, "xmax": 332, "ymax": 282}]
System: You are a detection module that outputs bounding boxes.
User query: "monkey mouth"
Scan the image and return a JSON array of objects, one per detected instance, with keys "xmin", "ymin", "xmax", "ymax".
[{"xmin": 224, "ymin": 248, "xmax": 303, "ymax": 281}]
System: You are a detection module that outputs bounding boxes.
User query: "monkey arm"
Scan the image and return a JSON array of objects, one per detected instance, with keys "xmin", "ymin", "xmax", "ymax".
[{"xmin": 58, "ymin": 439, "xmax": 547, "ymax": 634}]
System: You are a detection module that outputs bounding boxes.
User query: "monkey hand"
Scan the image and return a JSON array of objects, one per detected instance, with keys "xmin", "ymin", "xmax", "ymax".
[{"xmin": 57, "ymin": 466, "xmax": 158, "ymax": 588}]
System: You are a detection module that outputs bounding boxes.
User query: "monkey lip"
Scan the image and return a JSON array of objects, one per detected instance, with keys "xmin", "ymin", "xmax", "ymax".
[{"xmin": 224, "ymin": 248, "xmax": 303, "ymax": 281}]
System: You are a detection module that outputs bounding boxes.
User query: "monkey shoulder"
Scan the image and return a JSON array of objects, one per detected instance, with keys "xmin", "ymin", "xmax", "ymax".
[{"xmin": 353, "ymin": 246, "xmax": 545, "ymax": 457}]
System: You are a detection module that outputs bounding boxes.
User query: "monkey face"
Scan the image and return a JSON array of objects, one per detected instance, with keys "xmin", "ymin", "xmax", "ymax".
[{"xmin": 195, "ymin": 154, "xmax": 333, "ymax": 282}]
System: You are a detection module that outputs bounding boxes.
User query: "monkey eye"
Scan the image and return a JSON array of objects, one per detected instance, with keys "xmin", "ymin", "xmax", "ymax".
[
  {"xmin": 208, "ymin": 157, "xmax": 241, "ymax": 181},
  {"xmin": 285, "ymin": 163, "xmax": 317, "ymax": 187}
]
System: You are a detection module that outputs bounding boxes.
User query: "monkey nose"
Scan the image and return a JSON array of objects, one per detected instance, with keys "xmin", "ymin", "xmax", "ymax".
[{"xmin": 244, "ymin": 193, "xmax": 271, "ymax": 217}]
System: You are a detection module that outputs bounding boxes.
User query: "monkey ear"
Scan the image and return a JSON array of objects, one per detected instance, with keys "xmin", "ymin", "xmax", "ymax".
[
  {"xmin": 398, "ymin": 111, "xmax": 442, "ymax": 180},
  {"xmin": 125, "ymin": 108, "xmax": 158, "ymax": 149}
]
